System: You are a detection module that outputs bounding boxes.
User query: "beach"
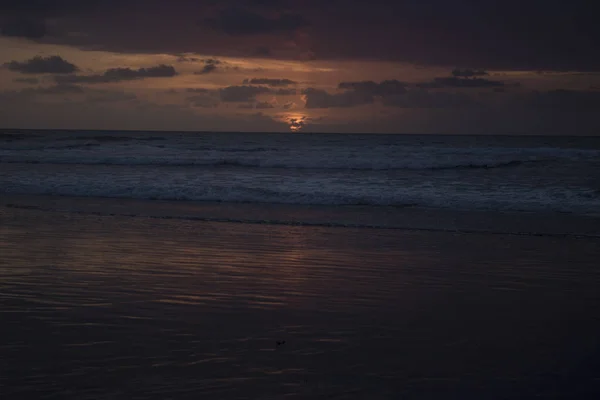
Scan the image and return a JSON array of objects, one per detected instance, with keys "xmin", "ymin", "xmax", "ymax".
[{"xmin": 2, "ymin": 197, "xmax": 600, "ymax": 399}]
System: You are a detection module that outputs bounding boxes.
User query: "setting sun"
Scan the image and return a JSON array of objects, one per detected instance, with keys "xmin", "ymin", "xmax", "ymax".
[{"xmin": 283, "ymin": 113, "xmax": 308, "ymax": 132}]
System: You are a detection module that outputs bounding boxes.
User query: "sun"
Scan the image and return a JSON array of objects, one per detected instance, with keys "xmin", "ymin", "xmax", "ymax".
[{"xmin": 286, "ymin": 113, "xmax": 308, "ymax": 132}]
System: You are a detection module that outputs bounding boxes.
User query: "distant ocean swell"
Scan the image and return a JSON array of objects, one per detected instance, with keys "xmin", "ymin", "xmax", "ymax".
[
  {"xmin": 1, "ymin": 142, "xmax": 598, "ymax": 170},
  {"xmin": 0, "ymin": 158, "xmax": 549, "ymax": 170}
]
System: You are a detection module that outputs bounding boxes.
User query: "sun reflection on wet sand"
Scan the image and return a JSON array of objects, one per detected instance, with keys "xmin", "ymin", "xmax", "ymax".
[{"xmin": 2, "ymin": 204, "xmax": 600, "ymax": 398}]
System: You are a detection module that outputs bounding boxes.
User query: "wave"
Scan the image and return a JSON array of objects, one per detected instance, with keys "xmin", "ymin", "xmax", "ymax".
[
  {"xmin": 0, "ymin": 157, "xmax": 550, "ymax": 171},
  {"xmin": 4, "ymin": 202, "xmax": 599, "ymax": 239},
  {"xmin": 2, "ymin": 178, "xmax": 599, "ymax": 215}
]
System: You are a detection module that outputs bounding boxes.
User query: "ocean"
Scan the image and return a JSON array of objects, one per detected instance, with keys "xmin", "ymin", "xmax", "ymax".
[
  {"xmin": 1, "ymin": 130, "xmax": 599, "ymax": 215},
  {"xmin": 2, "ymin": 130, "xmax": 600, "ymax": 399}
]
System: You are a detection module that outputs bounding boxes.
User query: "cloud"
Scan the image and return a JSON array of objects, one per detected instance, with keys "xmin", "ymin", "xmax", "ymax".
[
  {"xmin": 382, "ymin": 90, "xmax": 477, "ymax": 108},
  {"xmin": 0, "ymin": 0, "xmax": 103, "ymax": 15},
  {"xmin": 196, "ymin": 63, "xmax": 218, "ymax": 74},
  {"xmin": 417, "ymin": 77, "xmax": 505, "ymax": 89},
  {"xmin": 176, "ymin": 55, "xmax": 200, "ymax": 62},
  {"xmin": 86, "ymin": 90, "xmax": 137, "ymax": 103},
  {"xmin": 302, "ymin": 88, "xmax": 374, "ymax": 108},
  {"xmin": 191, "ymin": 58, "xmax": 244, "ymax": 75},
  {"xmin": 244, "ymin": 0, "xmax": 284, "ymax": 9},
  {"xmin": 206, "ymin": 8, "xmax": 309, "ymax": 35},
  {"xmin": 289, "ymin": 116, "xmax": 307, "ymax": 130},
  {"xmin": 194, "ymin": 58, "xmax": 223, "ymax": 75},
  {"xmin": 0, "ymin": 84, "xmax": 98, "ymax": 101},
  {"xmin": 274, "ymin": 88, "xmax": 296, "ymax": 95},
  {"xmin": 187, "ymin": 94, "xmax": 219, "ymax": 108},
  {"xmin": 254, "ymin": 46, "xmax": 271, "ymax": 56},
  {"xmin": 6, "ymin": 84, "xmax": 139, "ymax": 102},
  {"xmin": 338, "ymin": 80, "xmax": 408, "ymax": 96},
  {"xmin": 21, "ymin": 84, "xmax": 85, "ymax": 95},
  {"xmin": 235, "ymin": 101, "xmax": 275, "ymax": 109},
  {"xmin": 451, "ymin": 69, "xmax": 488, "ymax": 78},
  {"xmin": 282, "ymin": 101, "xmax": 295, "ymax": 109},
  {"xmin": 0, "ymin": 88, "xmax": 290, "ymax": 133},
  {"xmin": 242, "ymin": 78, "xmax": 296, "ymax": 86},
  {"xmin": 186, "ymin": 88, "xmax": 212, "ymax": 94},
  {"xmin": 1, "ymin": 17, "xmax": 46, "ymax": 38},
  {"xmin": 256, "ymin": 101, "xmax": 275, "ymax": 109},
  {"xmin": 4, "ymin": 55, "xmax": 78, "ymax": 74},
  {"xmin": 203, "ymin": 58, "xmax": 222, "ymax": 65},
  {"xmin": 527, "ymin": 89, "xmax": 600, "ymax": 110},
  {"xmin": 1, "ymin": 1, "xmax": 596, "ymax": 71},
  {"xmin": 219, "ymin": 85, "xmax": 271, "ymax": 102},
  {"xmin": 54, "ymin": 64, "xmax": 177, "ymax": 84},
  {"xmin": 14, "ymin": 77, "xmax": 40, "ymax": 84},
  {"xmin": 302, "ymin": 79, "xmax": 409, "ymax": 109},
  {"xmin": 38, "ymin": 84, "xmax": 85, "ymax": 94}
]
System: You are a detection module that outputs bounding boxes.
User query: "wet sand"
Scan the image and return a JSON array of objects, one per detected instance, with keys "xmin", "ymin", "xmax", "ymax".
[{"xmin": 1, "ymin": 200, "xmax": 600, "ymax": 399}]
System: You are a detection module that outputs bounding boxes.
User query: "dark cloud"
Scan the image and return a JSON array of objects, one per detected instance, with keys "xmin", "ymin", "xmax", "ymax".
[
  {"xmin": 452, "ymin": 68, "xmax": 488, "ymax": 78},
  {"xmin": 196, "ymin": 63, "xmax": 218, "ymax": 75},
  {"xmin": 0, "ymin": 84, "xmax": 84, "ymax": 101},
  {"xmin": 302, "ymin": 88, "xmax": 374, "ymax": 108},
  {"xmin": 194, "ymin": 58, "xmax": 223, "ymax": 74},
  {"xmin": 54, "ymin": 64, "xmax": 177, "ymax": 84},
  {"xmin": 256, "ymin": 101, "xmax": 275, "ymax": 109},
  {"xmin": 86, "ymin": 90, "xmax": 137, "ymax": 103},
  {"xmin": 527, "ymin": 89, "xmax": 600, "ymax": 110},
  {"xmin": 242, "ymin": 0, "xmax": 284, "ymax": 9},
  {"xmin": 242, "ymin": 78, "xmax": 296, "ymax": 86},
  {"xmin": 219, "ymin": 85, "xmax": 271, "ymax": 102},
  {"xmin": 30, "ymin": 84, "xmax": 85, "ymax": 95},
  {"xmin": 338, "ymin": 80, "xmax": 408, "ymax": 96},
  {"xmin": 0, "ymin": 1, "xmax": 596, "ymax": 70},
  {"xmin": 309, "ymin": 0, "xmax": 600, "ymax": 70},
  {"xmin": 254, "ymin": 46, "xmax": 272, "ymax": 56},
  {"xmin": 282, "ymin": 101, "xmax": 295, "ymax": 109},
  {"xmin": 4, "ymin": 56, "xmax": 78, "ymax": 74},
  {"xmin": 238, "ymin": 103, "xmax": 255, "ymax": 109},
  {"xmin": 0, "ymin": 0, "xmax": 103, "ymax": 15},
  {"xmin": 187, "ymin": 94, "xmax": 219, "ymax": 108},
  {"xmin": 193, "ymin": 58, "xmax": 240, "ymax": 75},
  {"xmin": 186, "ymin": 88, "xmax": 212, "ymax": 94},
  {"xmin": 289, "ymin": 116, "xmax": 307, "ymax": 130},
  {"xmin": 1, "ymin": 17, "xmax": 47, "ymax": 38},
  {"xmin": 206, "ymin": 8, "xmax": 309, "ymax": 35},
  {"xmin": 12, "ymin": 84, "xmax": 136, "ymax": 103},
  {"xmin": 14, "ymin": 77, "xmax": 40, "ymax": 84},
  {"xmin": 203, "ymin": 58, "xmax": 222, "ymax": 65},
  {"xmin": 311, "ymin": 78, "xmax": 479, "ymax": 109},
  {"xmin": 274, "ymin": 88, "xmax": 296, "ymax": 95},
  {"xmin": 382, "ymin": 90, "xmax": 476, "ymax": 108},
  {"xmin": 417, "ymin": 76, "xmax": 505, "ymax": 89},
  {"xmin": 176, "ymin": 55, "xmax": 200, "ymax": 63}
]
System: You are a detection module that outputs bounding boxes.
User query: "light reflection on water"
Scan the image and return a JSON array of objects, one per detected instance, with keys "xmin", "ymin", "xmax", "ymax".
[{"xmin": 1, "ymin": 207, "xmax": 600, "ymax": 399}]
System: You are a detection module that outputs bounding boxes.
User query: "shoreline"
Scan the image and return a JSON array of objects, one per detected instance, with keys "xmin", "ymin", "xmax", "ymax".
[{"xmin": 2, "ymin": 193, "xmax": 600, "ymax": 239}]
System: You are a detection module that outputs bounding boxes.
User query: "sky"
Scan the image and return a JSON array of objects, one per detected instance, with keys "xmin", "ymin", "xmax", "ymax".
[{"xmin": 0, "ymin": 0, "xmax": 599, "ymax": 134}]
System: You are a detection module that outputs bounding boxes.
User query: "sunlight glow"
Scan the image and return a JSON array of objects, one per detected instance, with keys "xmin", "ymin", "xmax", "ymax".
[{"xmin": 283, "ymin": 113, "xmax": 308, "ymax": 132}]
